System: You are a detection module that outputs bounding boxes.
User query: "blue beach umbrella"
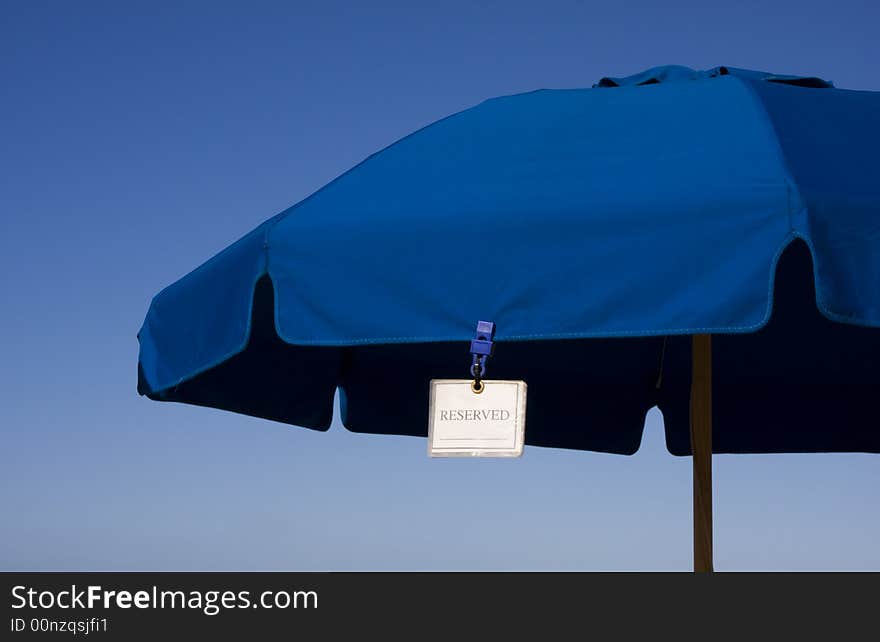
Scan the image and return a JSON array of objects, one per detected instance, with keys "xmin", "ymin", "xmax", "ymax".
[{"xmin": 138, "ymin": 66, "xmax": 880, "ymax": 571}]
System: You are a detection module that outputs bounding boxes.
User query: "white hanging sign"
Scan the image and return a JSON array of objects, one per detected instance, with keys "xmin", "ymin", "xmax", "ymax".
[{"xmin": 428, "ymin": 379, "xmax": 527, "ymax": 457}]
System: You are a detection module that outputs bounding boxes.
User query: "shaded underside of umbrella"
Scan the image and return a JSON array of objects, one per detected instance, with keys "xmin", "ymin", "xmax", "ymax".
[
  {"xmin": 139, "ymin": 241, "xmax": 880, "ymax": 456},
  {"xmin": 137, "ymin": 65, "xmax": 880, "ymax": 569}
]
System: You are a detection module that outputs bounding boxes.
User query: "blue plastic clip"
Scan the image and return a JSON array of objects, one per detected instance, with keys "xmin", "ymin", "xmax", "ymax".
[{"xmin": 470, "ymin": 320, "xmax": 496, "ymax": 380}]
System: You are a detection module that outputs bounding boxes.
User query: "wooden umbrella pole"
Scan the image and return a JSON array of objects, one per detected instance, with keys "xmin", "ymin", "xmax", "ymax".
[{"xmin": 690, "ymin": 334, "xmax": 714, "ymax": 572}]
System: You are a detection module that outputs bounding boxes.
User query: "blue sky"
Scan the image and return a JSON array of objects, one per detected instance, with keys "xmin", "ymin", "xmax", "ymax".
[{"xmin": 1, "ymin": 0, "xmax": 878, "ymax": 571}]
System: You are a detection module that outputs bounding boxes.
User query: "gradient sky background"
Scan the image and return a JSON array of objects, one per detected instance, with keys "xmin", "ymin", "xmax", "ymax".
[{"xmin": 2, "ymin": 1, "xmax": 878, "ymax": 571}]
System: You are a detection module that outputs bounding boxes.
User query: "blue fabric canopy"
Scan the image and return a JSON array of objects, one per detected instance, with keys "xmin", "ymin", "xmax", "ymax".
[{"xmin": 138, "ymin": 65, "xmax": 880, "ymax": 455}]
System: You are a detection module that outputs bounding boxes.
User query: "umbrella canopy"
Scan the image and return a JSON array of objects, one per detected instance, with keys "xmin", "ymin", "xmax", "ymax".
[{"xmin": 138, "ymin": 65, "xmax": 880, "ymax": 458}]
